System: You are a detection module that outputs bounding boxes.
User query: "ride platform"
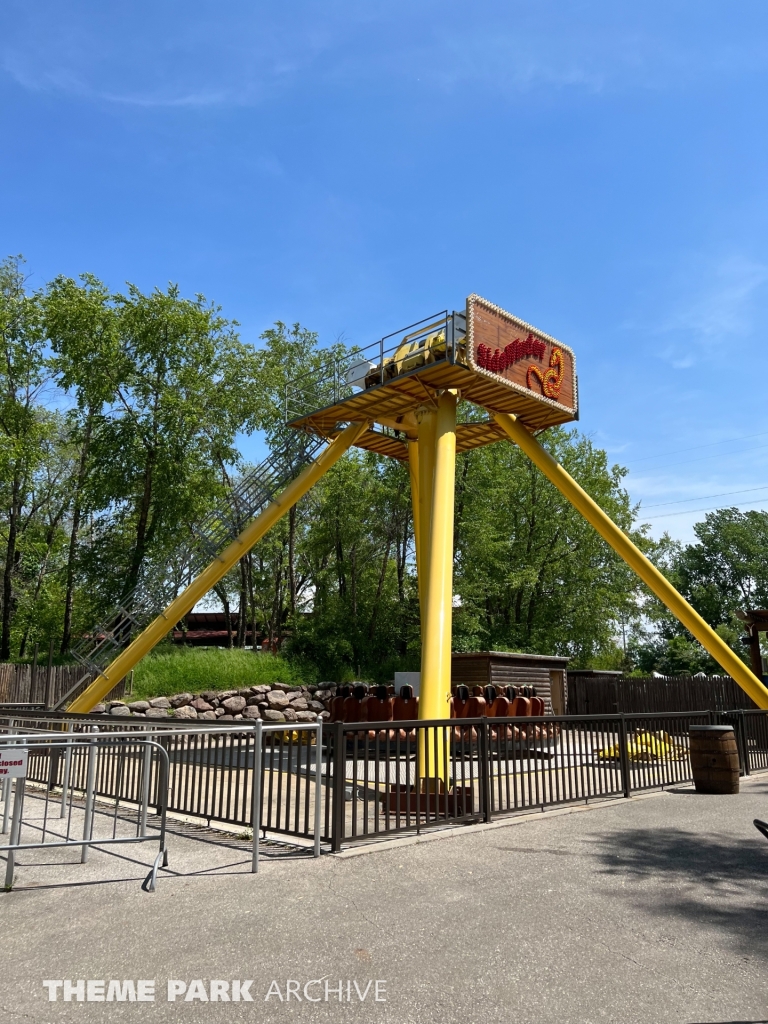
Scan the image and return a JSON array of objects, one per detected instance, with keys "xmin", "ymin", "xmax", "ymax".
[{"xmin": 286, "ymin": 294, "xmax": 579, "ymax": 461}]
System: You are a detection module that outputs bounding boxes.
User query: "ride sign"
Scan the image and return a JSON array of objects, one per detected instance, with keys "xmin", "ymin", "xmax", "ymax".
[
  {"xmin": 466, "ymin": 294, "xmax": 577, "ymax": 417},
  {"xmin": 0, "ymin": 748, "xmax": 28, "ymax": 778}
]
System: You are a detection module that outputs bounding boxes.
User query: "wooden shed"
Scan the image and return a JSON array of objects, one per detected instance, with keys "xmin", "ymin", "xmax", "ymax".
[{"xmin": 451, "ymin": 651, "xmax": 569, "ymax": 715}]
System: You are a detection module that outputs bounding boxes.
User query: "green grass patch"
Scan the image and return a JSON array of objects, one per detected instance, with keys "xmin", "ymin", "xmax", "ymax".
[{"xmin": 130, "ymin": 647, "xmax": 306, "ymax": 700}]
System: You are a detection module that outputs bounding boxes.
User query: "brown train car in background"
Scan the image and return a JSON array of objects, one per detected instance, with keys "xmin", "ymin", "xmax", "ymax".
[{"xmin": 451, "ymin": 651, "xmax": 568, "ymax": 716}]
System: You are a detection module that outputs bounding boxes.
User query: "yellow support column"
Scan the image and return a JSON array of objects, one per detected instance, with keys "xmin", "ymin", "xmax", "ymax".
[
  {"xmin": 416, "ymin": 407, "xmax": 436, "ymax": 631},
  {"xmin": 408, "ymin": 439, "xmax": 423, "ymax": 623},
  {"xmin": 69, "ymin": 421, "xmax": 371, "ymax": 713},
  {"xmin": 419, "ymin": 391, "xmax": 457, "ymax": 782},
  {"xmin": 493, "ymin": 411, "xmax": 768, "ymax": 710}
]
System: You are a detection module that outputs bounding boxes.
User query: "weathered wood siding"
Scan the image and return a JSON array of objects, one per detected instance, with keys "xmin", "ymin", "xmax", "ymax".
[
  {"xmin": 0, "ymin": 663, "xmax": 125, "ymax": 707},
  {"xmin": 452, "ymin": 652, "xmax": 569, "ymax": 714},
  {"xmin": 566, "ymin": 674, "xmax": 756, "ymax": 715}
]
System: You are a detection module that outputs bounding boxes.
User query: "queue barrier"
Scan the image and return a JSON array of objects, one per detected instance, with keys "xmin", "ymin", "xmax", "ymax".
[
  {"xmin": 0, "ymin": 718, "xmax": 323, "ymax": 889},
  {"xmin": 2, "ymin": 710, "xmax": 767, "ymax": 861}
]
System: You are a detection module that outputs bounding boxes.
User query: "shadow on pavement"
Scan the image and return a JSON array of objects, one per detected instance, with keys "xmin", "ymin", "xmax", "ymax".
[{"xmin": 591, "ymin": 822, "xmax": 768, "ymax": 958}]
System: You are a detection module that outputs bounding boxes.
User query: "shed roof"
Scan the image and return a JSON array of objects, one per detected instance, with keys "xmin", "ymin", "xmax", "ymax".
[{"xmin": 452, "ymin": 650, "xmax": 569, "ymax": 666}]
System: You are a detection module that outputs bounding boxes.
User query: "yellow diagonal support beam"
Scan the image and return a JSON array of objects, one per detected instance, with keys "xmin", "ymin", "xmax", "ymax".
[
  {"xmin": 69, "ymin": 421, "xmax": 371, "ymax": 713},
  {"xmin": 493, "ymin": 411, "xmax": 768, "ymax": 710}
]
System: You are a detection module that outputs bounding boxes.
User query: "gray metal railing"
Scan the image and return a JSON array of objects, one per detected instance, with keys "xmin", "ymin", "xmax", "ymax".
[
  {"xmin": 284, "ymin": 309, "xmax": 467, "ymax": 423},
  {"xmin": 0, "ymin": 718, "xmax": 323, "ymax": 888},
  {"xmin": 1, "ymin": 727, "xmax": 170, "ymax": 891}
]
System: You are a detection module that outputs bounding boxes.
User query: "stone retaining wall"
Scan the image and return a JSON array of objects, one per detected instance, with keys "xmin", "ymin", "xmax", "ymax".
[{"xmin": 90, "ymin": 683, "xmax": 342, "ymax": 722}]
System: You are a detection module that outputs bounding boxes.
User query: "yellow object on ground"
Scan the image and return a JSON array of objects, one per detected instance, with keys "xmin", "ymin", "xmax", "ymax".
[
  {"xmin": 493, "ymin": 411, "xmax": 768, "ymax": 711},
  {"xmin": 597, "ymin": 731, "xmax": 687, "ymax": 763},
  {"xmin": 69, "ymin": 421, "xmax": 371, "ymax": 714}
]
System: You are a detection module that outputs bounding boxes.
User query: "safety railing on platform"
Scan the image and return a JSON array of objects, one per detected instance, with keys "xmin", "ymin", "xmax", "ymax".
[
  {"xmin": 284, "ymin": 309, "xmax": 467, "ymax": 423},
  {"xmin": 3, "ymin": 709, "xmax": 767, "ymax": 856}
]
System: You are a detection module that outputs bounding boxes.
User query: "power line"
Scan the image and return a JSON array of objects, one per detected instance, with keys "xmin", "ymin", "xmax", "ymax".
[
  {"xmin": 624, "ymin": 429, "xmax": 768, "ymax": 465},
  {"xmin": 643, "ymin": 498, "xmax": 768, "ymax": 521},
  {"xmin": 630, "ymin": 441, "xmax": 768, "ymax": 473},
  {"xmin": 641, "ymin": 484, "xmax": 768, "ymax": 509}
]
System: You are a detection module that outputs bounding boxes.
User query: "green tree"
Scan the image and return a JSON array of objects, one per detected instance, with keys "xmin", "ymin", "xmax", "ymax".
[
  {"xmin": 286, "ymin": 452, "xmax": 415, "ymax": 680},
  {"xmin": 0, "ymin": 257, "xmax": 53, "ymax": 658},
  {"xmin": 635, "ymin": 508, "xmax": 768, "ymax": 674},
  {"xmin": 676, "ymin": 509, "xmax": 768, "ymax": 623},
  {"xmin": 49, "ymin": 279, "xmax": 262, "ymax": 617},
  {"xmin": 454, "ymin": 428, "xmax": 645, "ymax": 666},
  {"xmin": 44, "ymin": 273, "xmax": 117, "ymax": 650}
]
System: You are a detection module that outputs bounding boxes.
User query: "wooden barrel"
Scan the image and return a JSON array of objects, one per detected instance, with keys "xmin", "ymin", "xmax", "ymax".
[{"xmin": 689, "ymin": 725, "xmax": 740, "ymax": 794}]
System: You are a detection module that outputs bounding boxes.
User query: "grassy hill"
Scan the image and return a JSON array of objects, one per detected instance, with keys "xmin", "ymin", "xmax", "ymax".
[{"xmin": 129, "ymin": 647, "xmax": 310, "ymax": 700}]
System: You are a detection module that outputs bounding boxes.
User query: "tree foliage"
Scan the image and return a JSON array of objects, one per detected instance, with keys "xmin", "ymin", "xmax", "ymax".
[
  {"xmin": 631, "ymin": 509, "xmax": 768, "ymax": 674},
  {"xmin": 0, "ymin": 253, "xmax": 760, "ymax": 682}
]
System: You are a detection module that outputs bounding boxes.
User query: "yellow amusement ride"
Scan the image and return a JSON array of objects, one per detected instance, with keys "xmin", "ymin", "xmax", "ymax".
[{"xmin": 69, "ymin": 294, "xmax": 768, "ymax": 728}]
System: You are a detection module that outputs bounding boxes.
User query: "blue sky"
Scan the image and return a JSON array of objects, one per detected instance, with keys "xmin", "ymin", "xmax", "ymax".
[{"xmin": 2, "ymin": 0, "xmax": 768, "ymax": 543}]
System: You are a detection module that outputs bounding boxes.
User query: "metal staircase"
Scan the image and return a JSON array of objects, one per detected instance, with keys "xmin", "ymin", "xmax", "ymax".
[{"xmin": 69, "ymin": 432, "xmax": 325, "ymax": 680}]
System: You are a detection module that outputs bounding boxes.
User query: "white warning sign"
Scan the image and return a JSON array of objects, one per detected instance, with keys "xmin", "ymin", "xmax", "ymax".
[{"xmin": 0, "ymin": 748, "xmax": 28, "ymax": 778}]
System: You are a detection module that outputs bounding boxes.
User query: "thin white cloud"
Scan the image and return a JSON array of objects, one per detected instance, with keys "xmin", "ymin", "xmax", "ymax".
[
  {"xmin": 3, "ymin": 2, "xmax": 768, "ymax": 109},
  {"xmin": 625, "ymin": 253, "xmax": 768, "ymax": 371},
  {"xmin": 664, "ymin": 254, "xmax": 768, "ymax": 340}
]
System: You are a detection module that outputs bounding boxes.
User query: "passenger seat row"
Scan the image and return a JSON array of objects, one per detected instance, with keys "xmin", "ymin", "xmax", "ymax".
[
  {"xmin": 327, "ymin": 684, "xmax": 418, "ymax": 724},
  {"xmin": 451, "ymin": 684, "xmax": 546, "ymax": 719}
]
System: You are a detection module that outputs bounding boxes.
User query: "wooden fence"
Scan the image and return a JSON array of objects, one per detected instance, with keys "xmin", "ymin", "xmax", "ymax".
[
  {"xmin": 0, "ymin": 663, "xmax": 125, "ymax": 708},
  {"xmin": 567, "ymin": 674, "xmax": 756, "ymax": 715}
]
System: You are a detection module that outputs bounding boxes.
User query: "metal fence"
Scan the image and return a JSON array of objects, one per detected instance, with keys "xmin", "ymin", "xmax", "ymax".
[
  {"xmin": 2, "ymin": 709, "xmax": 767, "ymax": 857},
  {"xmin": 0, "ymin": 719, "xmax": 323, "ymax": 889},
  {"xmin": 325, "ymin": 712, "xmax": 721, "ymax": 847},
  {"xmin": 1, "ymin": 727, "xmax": 170, "ymax": 890}
]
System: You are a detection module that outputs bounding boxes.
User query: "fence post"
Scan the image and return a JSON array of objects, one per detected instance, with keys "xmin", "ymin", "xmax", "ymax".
[
  {"xmin": 139, "ymin": 728, "xmax": 154, "ymax": 836},
  {"xmin": 479, "ymin": 719, "xmax": 492, "ymax": 823},
  {"xmin": 81, "ymin": 729, "xmax": 99, "ymax": 863},
  {"xmin": 44, "ymin": 638, "xmax": 55, "ymax": 709},
  {"xmin": 251, "ymin": 720, "xmax": 263, "ymax": 873},
  {"xmin": 155, "ymin": 732, "xmax": 169, "ymax": 821},
  {"xmin": 314, "ymin": 719, "xmax": 323, "ymax": 859},
  {"xmin": 331, "ymin": 721, "xmax": 345, "ymax": 852},
  {"xmin": 30, "ymin": 644, "xmax": 39, "ymax": 703},
  {"xmin": 4, "ymin": 776, "xmax": 26, "ymax": 889},
  {"xmin": 1, "ymin": 777, "xmax": 9, "ymax": 833},
  {"xmin": 618, "ymin": 715, "xmax": 631, "ymax": 799},
  {"xmin": 60, "ymin": 722, "xmax": 73, "ymax": 818},
  {"xmin": 3, "ymin": 721, "xmax": 17, "ymax": 834},
  {"xmin": 736, "ymin": 711, "xmax": 750, "ymax": 777}
]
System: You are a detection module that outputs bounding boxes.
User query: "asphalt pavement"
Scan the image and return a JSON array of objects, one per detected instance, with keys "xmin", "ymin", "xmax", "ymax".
[{"xmin": 3, "ymin": 776, "xmax": 768, "ymax": 1024}]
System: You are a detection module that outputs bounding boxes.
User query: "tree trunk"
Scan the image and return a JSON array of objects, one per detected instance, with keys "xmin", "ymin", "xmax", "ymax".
[
  {"xmin": 61, "ymin": 412, "xmax": 93, "ymax": 652},
  {"xmin": 246, "ymin": 552, "xmax": 258, "ymax": 651},
  {"xmin": 368, "ymin": 536, "xmax": 393, "ymax": 639},
  {"xmin": 335, "ymin": 530, "xmax": 346, "ymax": 598},
  {"xmin": 288, "ymin": 504, "xmax": 297, "ymax": 614},
  {"xmin": 214, "ymin": 584, "xmax": 233, "ymax": 649},
  {"xmin": 237, "ymin": 556, "xmax": 248, "ymax": 647},
  {"xmin": 350, "ymin": 544, "xmax": 358, "ymax": 622},
  {"xmin": 125, "ymin": 452, "xmax": 155, "ymax": 602},
  {"xmin": 397, "ymin": 512, "xmax": 409, "ymax": 604},
  {"xmin": 1, "ymin": 474, "xmax": 22, "ymax": 660}
]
